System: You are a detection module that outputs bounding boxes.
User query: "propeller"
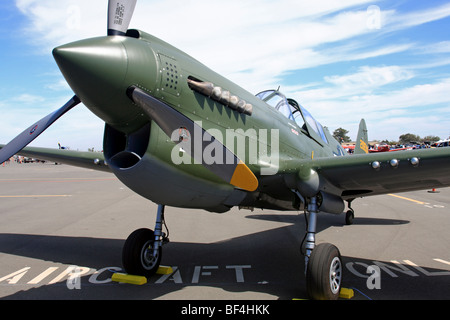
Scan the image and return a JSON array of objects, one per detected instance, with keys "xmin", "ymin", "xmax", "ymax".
[
  {"xmin": 127, "ymin": 86, "xmax": 259, "ymax": 192},
  {"xmin": 1, "ymin": 1, "xmax": 137, "ymax": 164},
  {"xmin": 107, "ymin": 0, "xmax": 137, "ymax": 36},
  {"xmin": 0, "ymin": 96, "xmax": 81, "ymax": 164}
]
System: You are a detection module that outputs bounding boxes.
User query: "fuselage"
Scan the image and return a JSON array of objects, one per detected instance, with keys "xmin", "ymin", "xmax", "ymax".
[{"xmin": 53, "ymin": 30, "xmax": 345, "ymax": 212}]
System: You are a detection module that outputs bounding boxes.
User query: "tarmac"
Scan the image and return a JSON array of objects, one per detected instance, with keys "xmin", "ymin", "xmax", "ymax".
[{"xmin": 0, "ymin": 161, "xmax": 449, "ymax": 301}]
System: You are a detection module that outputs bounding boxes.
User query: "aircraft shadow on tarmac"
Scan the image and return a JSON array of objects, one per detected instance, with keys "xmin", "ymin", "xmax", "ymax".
[
  {"xmin": 0, "ymin": 212, "xmax": 448, "ymax": 300},
  {"xmin": 0, "ymin": 213, "xmax": 409, "ymax": 270},
  {"xmin": 246, "ymin": 212, "xmax": 410, "ymax": 229}
]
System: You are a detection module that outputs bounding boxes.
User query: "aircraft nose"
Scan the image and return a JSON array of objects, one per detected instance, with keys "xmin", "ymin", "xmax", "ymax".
[{"xmin": 53, "ymin": 37, "xmax": 130, "ymax": 125}]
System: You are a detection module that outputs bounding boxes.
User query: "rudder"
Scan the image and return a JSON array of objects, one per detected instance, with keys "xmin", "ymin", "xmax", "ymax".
[{"xmin": 354, "ymin": 119, "xmax": 369, "ymax": 154}]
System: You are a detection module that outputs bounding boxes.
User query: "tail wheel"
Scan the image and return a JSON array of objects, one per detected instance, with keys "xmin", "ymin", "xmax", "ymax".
[
  {"xmin": 345, "ymin": 209, "xmax": 354, "ymax": 225},
  {"xmin": 122, "ymin": 228, "xmax": 162, "ymax": 277},
  {"xmin": 306, "ymin": 243, "xmax": 343, "ymax": 300}
]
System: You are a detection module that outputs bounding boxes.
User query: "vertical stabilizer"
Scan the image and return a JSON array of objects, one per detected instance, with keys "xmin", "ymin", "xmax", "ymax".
[{"xmin": 354, "ymin": 119, "xmax": 369, "ymax": 154}]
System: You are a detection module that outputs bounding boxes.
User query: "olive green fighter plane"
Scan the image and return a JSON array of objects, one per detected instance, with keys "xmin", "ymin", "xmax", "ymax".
[{"xmin": 2, "ymin": 0, "xmax": 450, "ymax": 300}]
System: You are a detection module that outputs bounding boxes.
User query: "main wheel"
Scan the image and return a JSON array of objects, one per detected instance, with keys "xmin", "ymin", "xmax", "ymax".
[
  {"xmin": 306, "ymin": 243, "xmax": 343, "ymax": 300},
  {"xmin": 122, "ymin": 228, "xmax": 162, "ymax": 277}
]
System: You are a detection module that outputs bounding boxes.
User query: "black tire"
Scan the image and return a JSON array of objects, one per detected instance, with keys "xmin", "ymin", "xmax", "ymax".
[
  {"xmin": 122, "ymin": 228, "xmax": 162, "ymax": 277},
  {"xmin": 345, "ymin": 210, "xmax": 354, "ymax": 225},
  {"xmin": 306, "ymin": 243, "xmax": 343, "ymax": 300}
]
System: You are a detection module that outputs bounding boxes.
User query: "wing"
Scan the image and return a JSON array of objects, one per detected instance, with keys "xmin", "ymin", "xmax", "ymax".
[
  {"xmin": 1, "ymin": 145, "xmax": 109, "ymax": 172},
  {"xmin": 288, "ymin": 147, "xmax": 450, "ymax": 201}
]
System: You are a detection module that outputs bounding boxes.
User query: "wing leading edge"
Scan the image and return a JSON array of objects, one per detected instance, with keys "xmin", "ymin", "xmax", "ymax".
[
  {"xmin": 287, "ymin": 147, "xmax": 450, "ymax": 200},
  {"xmin": 0, "ymin": 145, "xmax": 109, "ymax": 172}
]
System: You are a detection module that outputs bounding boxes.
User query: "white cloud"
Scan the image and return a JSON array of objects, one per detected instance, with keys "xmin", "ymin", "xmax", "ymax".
[
  {"xmin": 418, "ymin": 41, "xmax": 450, "ymax": 54},
  {"xmin": 10, "ymin": 0, "xmax": 450, "ymax": 146},
  {"xmin": 286, "ymin": 65, "xmax": 415, "ymax": 105},
  {"xmin": 0, "ymin": 94, "xmax": 104, "ymax": 150},
  {"xmin": 14, "ymin": 0, "xmax": 450, "ymax": 83},
  {"xmin": 292, "ymin": 76, "xmax": 450, "ymax": 141},
  {"xmin": 12, "ymin": 93, "xmax": 45, "ymax": 104},
  {"xmin": 326, "ymin": 65, "xmax": 414, "ymax": 92},
  {"xmin": 14, "ymin": 1, "xmax": 378, "ymax": 70},
  {"xmin": 384, "ymin": 2, "xmax": 450, "ymax": 31},
  {"xmin": 45, "ymin": 79, "xmax": 72, "ymax": 91}
]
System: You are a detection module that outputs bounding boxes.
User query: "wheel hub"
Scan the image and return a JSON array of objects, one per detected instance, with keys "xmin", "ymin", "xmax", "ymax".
[
  {"xmin": 329, "ymin": 257, "xmax": 342, "ymax": 294},
  {"xmin": 141, "ymin": 241, "xmax": 158, "ymax": 270}
]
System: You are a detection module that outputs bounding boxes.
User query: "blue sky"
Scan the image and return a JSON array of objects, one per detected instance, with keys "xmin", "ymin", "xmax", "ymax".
[{"xmin": 1, "ymin": 0, "xmax": 450, "ymax": 151}]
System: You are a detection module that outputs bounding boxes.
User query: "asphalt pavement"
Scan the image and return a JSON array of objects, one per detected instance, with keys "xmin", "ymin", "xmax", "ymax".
[{"xmin": 0, "ymin": 162, "xmax": 449, "ymax": 302}]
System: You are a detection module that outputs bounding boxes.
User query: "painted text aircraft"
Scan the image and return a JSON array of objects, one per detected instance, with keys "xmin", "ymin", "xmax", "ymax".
[{"xmin": 2, "ymin": 1, "xmax": 450, "ymax": 299}]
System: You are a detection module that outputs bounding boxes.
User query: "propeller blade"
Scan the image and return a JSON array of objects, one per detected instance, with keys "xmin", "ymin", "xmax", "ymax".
[
  {"xmin": 127, "ymin": 86, "xmax": 258, "ymax": 192},
  {"xmin": 0, "ymin": 96, "xmax": 81, "ymax": 164},
  {"xmin": 107, "ymin": 0, "xmax": 137, "ymax": 36}
]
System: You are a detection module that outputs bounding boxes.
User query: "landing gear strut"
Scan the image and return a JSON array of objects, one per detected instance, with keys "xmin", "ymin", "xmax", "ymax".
[
  {"xmin": 122, "ymin": 204, "xmax": 169, "ymax": 277},
  {"xmin": 303, "ymin": 195, "xmax": 343, "ymax": 300}
]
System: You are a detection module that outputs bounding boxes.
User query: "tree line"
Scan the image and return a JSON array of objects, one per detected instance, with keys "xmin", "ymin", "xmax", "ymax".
[{"xmin": 332, "ymin": 128, "xmax": 443, "ymax": 145}]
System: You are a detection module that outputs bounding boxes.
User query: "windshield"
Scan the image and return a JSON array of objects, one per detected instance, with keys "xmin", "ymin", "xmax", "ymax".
[
  {"xmin": 299, "ymin": 105, "xmax": 328, "ymax": 144},
  {"xmin": 256, "ymin": 91, "xmax": 295, "ymax": 120},
  {"xmin": 256, "ymin": 90, "xmax": 328, "ymax": 144}
]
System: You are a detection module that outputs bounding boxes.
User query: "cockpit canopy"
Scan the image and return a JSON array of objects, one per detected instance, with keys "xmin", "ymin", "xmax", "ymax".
[{"xmin": 256, "ymin": 90, "xmax": 328, "ymax": 144}]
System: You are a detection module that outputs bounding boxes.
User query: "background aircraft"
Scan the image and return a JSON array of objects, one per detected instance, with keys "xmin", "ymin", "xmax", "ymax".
[{"xmin": 1, "ymin": 0, "xmax": 450, "ymax": 300}]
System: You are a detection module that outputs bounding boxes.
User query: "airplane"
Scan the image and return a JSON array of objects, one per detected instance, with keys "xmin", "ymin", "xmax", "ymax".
[
  {"xmin": 1, "ymin": 0, "xmax": 450, "ymax": 300},
  {"xmin": 369, "ymin": 144, "xmax": 408, "ymax": 152},
  {"xmin": 433, "ymin": 139, "xmax": 450, "ymax": 148}
]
